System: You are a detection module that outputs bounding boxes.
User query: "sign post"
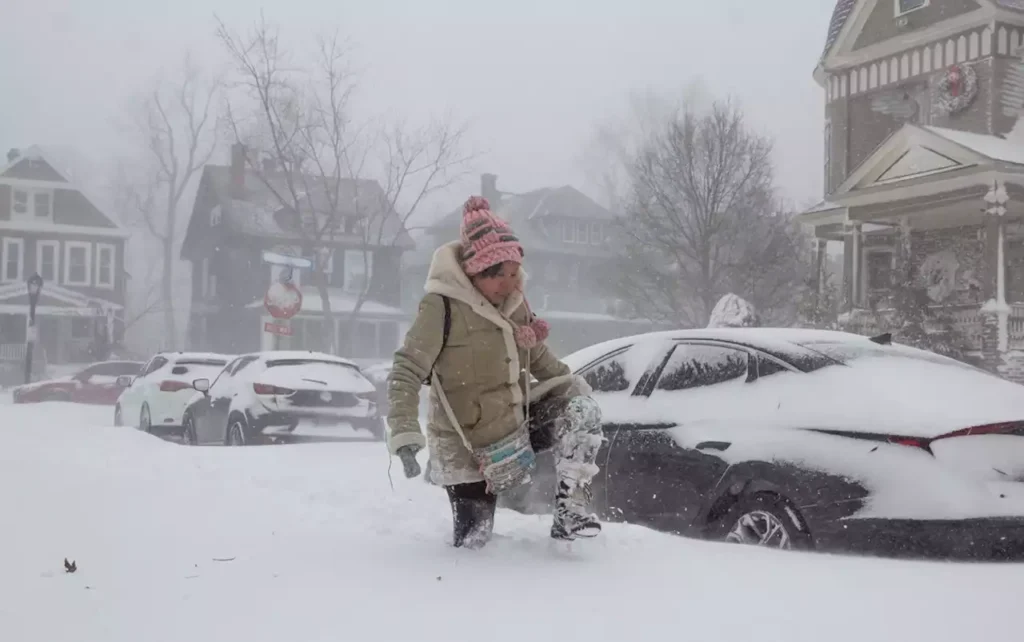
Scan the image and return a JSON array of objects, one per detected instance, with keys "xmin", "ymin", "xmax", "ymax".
[{"xmin": 262, "ymin": 252, "xmax": 305, "ymax": 349}]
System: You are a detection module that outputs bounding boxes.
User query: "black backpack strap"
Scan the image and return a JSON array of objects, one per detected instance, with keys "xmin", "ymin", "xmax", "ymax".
[{"xmin": 423, "ymin": 295, "xmax": 451, "ymax": 385}]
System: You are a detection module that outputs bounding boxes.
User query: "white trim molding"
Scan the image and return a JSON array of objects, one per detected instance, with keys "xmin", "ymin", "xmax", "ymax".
[
  {"xmin": 0, "ymin": 219, "xmax": 130, "ymax": 239},
  {"xmin": 35, "ymin": 240, "xmax": 60, "ymax": 283},
  {"xmin": 1, "ymin": 237, "xmax": 24, "ymax": 283},
  {"xmin": 64, "ymin": 241, "xmax": 92, "ymax": 287},
  {"xmin": 95, "ymin": 242, "xmax": 116, "ymax": 290}
]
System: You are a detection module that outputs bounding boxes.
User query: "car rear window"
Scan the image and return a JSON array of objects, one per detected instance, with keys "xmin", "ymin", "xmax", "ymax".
[
  {"xmin": 265, "ymin": 359, "xmax": 357, "ymax": 371},
  {"xmin": 798, "ymin": 340, "xmax": 989, "ymax": 375},
  {"xmin": 177, "ymin": 359, "xmax": 228, "ymax": 367}
]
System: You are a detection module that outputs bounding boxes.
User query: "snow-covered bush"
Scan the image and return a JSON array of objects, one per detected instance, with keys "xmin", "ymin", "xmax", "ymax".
[{"xmin": 707, "ymin": 293, "xmax": 760, "ymax": 328}]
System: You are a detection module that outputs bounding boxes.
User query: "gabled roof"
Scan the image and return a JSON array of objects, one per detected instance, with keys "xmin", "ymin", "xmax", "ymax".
[
  {"xmin": 412, "ymin": 185, "xmax": 617, "ymax": 266},
  {"xmin": 181, "ymin": 164, "xmax": 415, "ymax": 255},
  {"xmin": 0, "ymin": 145, "xmax": 124, "ymax": 230},
  {"xmin": 820, "ymin": 0, "xmax": 857, "ymax": 63},
  {"xmin": 816, "ymin": 0, "xmax": 1021, "ymax": 80},
  {"xmin": 812, "ymin": 123, "xmax": 1024, "ymax": 211}
]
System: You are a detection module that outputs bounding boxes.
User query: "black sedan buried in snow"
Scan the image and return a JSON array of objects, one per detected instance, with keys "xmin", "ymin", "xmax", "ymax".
[{"xmin": 503, "ymin": 328, "xmax": 1024, "ymax": 560}]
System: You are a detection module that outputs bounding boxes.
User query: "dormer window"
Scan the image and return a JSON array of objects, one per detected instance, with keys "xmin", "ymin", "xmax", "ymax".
[
  {"xmin": 895, "ymin": 0, "xmax": 927, "ymax": 17},
  {"xmin": 10, "ymin": 188, "xmax": 53, "ymax": 220}
]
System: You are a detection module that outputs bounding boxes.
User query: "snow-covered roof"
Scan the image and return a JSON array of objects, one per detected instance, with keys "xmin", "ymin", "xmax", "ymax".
[
  {"xmin": 926, "ymin": 126, "xmax": 1024, "ymax": 166},
  {"xmin": 245, "ymin": 287, "xmax": 407, "ymax": 318},
  {"xmin": 820, "ymin": 0, "xmax": 856, "ymax": 61},
  {"xmin": 1, "ymin": 145, "xmax": 125, "ymax": 230}
]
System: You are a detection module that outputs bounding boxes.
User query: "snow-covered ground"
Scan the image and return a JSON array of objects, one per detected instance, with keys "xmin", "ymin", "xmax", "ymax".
[{"xmin": 3, "ymin": 400, "xmax": 1024, "ymax": 641}]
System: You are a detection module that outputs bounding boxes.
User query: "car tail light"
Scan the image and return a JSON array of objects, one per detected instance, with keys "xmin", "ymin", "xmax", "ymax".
[
  {"xmin": 932, "ymin": 421, "xmax": 1024, "ymax": 440},
  {"xmin": 253, "ymin": 382, "xmax": 294, "ymax": 395},
  {"xmin": 159, "ymin": 380, "xmax": 193, "ymax": 392},
  {"xmin": 884, "ymin": 421, "xmax": 1024, "ymax": 452}
]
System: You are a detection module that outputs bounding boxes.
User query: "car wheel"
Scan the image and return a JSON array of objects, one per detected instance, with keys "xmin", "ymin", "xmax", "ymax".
[
  {"xmin": 712, "ymin": 492, "xmax": 812, "ymax": 551},
  {"xmin": 114, "ymin": 405, "xmax": 123, "ymax": 427},
  {"xmin": 226, "ymin": 417, "xmax": 247, "ymax": 446},
  {"xmin": 181, "ymin": 414, "xmax": 198, "ymax": 446},
  {"xmin": 139, "ymin": 404, "xmax": 152, "ymax": 434}
]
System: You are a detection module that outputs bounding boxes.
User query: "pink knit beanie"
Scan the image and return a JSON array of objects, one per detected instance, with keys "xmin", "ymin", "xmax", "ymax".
[
  {"xmin": 460, "ymin": 196, "xmax": 524, "ymax": 276},
  {"xmin": 459, "ymin": 196, "xmax": 549, "ymax": 349}
]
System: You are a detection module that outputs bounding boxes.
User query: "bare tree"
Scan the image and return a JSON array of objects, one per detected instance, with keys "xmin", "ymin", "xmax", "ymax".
[
  {"xmin": 215, "ymin": 15, "xmax": 473, "ymax": 354},
  {"xmin": 613, "ymin": 98, "xmax": 803, "ymax": 326},
  {"xmin": 119, "ymin": 56, "xmax": 220, "ymax": 349}
]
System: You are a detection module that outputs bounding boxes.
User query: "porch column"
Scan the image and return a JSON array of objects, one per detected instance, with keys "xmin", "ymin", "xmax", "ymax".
[
  {"xmin": 842, "ymin": 223, "xmax": 860, "ymax": 311},
  {"xmin": 812, "ymin": 238, "xmax": 827, "ymax": 298},
  {"xmin": 896, "ymin": 216, "xmax": 912, "ymax": 284},
  {"xmin": 982, "ymin": 180, "xmax": 1010, "ymax": 364}
]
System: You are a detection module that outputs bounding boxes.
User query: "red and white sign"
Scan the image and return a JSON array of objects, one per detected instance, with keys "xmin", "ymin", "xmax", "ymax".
[
  {"xmin": 264, "ymin": 282, "xmax": 303, "ymax": 319},
  {"xmin": 264, "ymin": 321, "xmax": 293, "ymax": 336}
]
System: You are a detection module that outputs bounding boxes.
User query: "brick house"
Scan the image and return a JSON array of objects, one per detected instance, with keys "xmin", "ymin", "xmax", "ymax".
[
  {"xmin": 0, "ymin": 146, "xmax": 129, "ymax": 366},
  {"xmin": 798, "ymin": 0, "xmax": 1024, "ymax": 379},
  {"xmin": 402, "ymin": 174, "xmax": 662, "ymax": 356},
  {"xmin": 181, "ymin": 144, "xmax": 414, "ymax": 362}
]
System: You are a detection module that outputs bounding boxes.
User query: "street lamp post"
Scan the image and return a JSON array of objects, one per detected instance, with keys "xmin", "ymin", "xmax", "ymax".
[{"xmin": 24, "ymin": 273, "xmax": 43, "ymax": 384}]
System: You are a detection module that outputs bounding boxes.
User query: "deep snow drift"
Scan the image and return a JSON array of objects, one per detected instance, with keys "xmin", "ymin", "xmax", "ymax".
[{"xmin": 2, "ymin": 400, "xmax": 1024, "ymax": 641}]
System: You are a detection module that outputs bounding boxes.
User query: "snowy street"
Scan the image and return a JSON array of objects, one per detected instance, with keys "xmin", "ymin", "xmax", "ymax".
[{"xmin": 2, "ymin": 400, "xmax": 1023, "ymax": 642}]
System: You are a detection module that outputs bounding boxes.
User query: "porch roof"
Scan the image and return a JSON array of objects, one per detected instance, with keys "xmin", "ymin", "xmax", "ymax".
[
  {"xmin": 0, "ymin": 282, "xmax": 122, "ymax": 315},
  {"xmin": 797, "ymin": 124, "xmax": 1024, "ymax": 234}
]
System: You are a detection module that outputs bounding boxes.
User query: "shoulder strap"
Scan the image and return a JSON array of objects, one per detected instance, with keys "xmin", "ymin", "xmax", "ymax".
[{"xmin": 423, "ymin": 295, "xmax": 451, "ymax": 385}]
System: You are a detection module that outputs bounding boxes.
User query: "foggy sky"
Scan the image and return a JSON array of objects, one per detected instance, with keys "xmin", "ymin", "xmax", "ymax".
[{"xmin": 0, "ymin": 0, "xmax": 835, "ymax": 215}]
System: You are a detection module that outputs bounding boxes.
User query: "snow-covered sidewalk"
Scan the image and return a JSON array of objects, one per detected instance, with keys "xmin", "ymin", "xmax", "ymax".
[{"xmin": 1, "ymin": 401, "xmax": 1023, "ymax": 642}]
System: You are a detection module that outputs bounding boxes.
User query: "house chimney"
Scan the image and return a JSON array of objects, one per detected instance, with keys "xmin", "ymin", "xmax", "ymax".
[
  {"xmin": 230, "ymin": 143, "xmax": 246, "ymax": 198},
  {"xmin": 6, "ymin": 148, "xmax": 19, "ymax": 163},
  {"xmin": 481, "ymin": 173, "xmax": 499, "ymax": 207}
]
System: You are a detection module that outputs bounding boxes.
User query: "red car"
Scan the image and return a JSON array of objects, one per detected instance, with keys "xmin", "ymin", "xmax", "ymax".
[{"xmin": 11, "ymin": 361, "xmax": 144, "ymax": 405}]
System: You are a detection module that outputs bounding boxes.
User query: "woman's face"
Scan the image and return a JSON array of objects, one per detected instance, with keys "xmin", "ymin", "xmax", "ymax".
[{"xmin": 472, "ymin": 261, "xmax": 521, "ymax": 305}]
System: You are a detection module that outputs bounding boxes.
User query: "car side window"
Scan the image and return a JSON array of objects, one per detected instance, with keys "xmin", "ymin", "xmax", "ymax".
[
  {"xmin": 756, "ymin": 354, "xmax": 790, "ymax": 379},
  {"xmin": 653, "ymin": 344, "xmax": 749, "ymax": 392},
  {"xmin": 580, "ymin": 350, "xmax": 634, "ymax": 393},
  {"xmin": 138, "ymin": 357, "xmax": 166, "ymax": 378}
]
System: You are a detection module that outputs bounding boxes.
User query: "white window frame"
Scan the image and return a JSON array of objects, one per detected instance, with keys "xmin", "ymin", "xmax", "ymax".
[
  {"xmin": 2, "ymin": 237, "xmax": 24, "ymax": 283},
  {"xmin": 95, "ymin": 243, "xmax": 115, "ymax": 289},
  {"xmin": 64, "ymin": 241, "xmax": 92, "ymax": 286},
  {"xmin": 33, "ymin": 190, "xmax": 53, "ymax": 220},
  {"xmin": 36, "ymin": 240, "xmax": 60, "ymax": 283},
  {"xmin": 562, "ymin": 219, "xmax": 575, "ymax": 243},
  {"xmin": 343, "ymin": 249, "xmax": 372, "ymax": 294},
  {"xmin": 9, "ymin": 188, "xmax": 53, "ymax": 220},
  {"xmin": 894, "ymin": 0, "xmax": 928, "ymax": 17}
]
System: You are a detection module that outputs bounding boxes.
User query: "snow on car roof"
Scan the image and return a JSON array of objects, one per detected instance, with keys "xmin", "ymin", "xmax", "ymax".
[
  {"xmin": 165, "ymin": 352, "xmax": 233, "ymax": 363},
  {"xmin": 244, "ymin": 350, "xmax": 359, "ymax": 368},
  {"xmin": 562, "ymin": 327, "xmax": 872, "ymax": 371}
]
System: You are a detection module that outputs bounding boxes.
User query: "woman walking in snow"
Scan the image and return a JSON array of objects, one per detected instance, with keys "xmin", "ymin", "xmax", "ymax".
[{"xmin": 386, "ymin": 196, "xmax": 605, "ymax": 549}]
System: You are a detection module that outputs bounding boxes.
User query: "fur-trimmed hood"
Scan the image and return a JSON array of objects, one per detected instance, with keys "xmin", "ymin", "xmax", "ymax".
[{"xmin": 424, "ymin": 241, "xmax": 525, "ymax": 316}]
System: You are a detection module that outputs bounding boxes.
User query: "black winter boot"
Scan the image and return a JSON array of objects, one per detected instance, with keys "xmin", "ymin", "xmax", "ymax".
[{"xmin": 446, "ymin": 482, "xmax": 497, "ymax": 549}]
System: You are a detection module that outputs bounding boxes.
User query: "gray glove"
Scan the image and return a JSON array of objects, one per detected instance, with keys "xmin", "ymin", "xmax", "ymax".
[{"xmin": 396, "ymin": 445, "xmax": 422, "ymax": 479}]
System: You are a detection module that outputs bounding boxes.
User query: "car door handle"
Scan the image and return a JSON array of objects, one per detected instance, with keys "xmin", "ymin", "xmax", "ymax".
[{"xmin": 695, "ymin": 441, "xmax": 731, "ymax": 451}]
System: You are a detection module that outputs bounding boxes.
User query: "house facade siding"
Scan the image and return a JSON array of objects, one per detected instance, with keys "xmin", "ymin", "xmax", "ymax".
[{"xmin": 0, "ymin": 148, "xmax": 128, "ymax": 370}]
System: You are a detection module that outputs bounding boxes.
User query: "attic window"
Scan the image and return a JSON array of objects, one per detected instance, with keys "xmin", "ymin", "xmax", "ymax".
[
  {"xmin": 895, "ymin": 0, "xmax": 927, "ymax": 17},
  {"xmin": 10, "ymin": 189, "xmax": 52, "ymax": 220}
]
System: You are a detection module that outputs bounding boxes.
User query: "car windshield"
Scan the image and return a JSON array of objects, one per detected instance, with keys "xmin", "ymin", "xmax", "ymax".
[{"xmin": 798, "ymin": 340, "xmax": 993, "ymax": 376}]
